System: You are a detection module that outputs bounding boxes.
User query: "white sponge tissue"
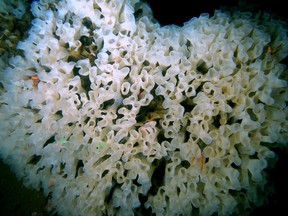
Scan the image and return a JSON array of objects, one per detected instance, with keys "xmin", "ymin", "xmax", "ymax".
[{"xmin": 0, "ymin": 0, "xmax": 288, "ymax": 215}]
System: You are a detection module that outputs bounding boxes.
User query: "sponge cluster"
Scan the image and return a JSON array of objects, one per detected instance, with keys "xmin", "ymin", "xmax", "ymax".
[{"xmin": 0, "ymin": 0, "xmax": 288, "ymax": 215}]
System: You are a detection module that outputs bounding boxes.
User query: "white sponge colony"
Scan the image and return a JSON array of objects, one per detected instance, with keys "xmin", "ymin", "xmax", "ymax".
[{"xmin": 0, "ymin": 0, "xmax": 288, "ymax": 215}]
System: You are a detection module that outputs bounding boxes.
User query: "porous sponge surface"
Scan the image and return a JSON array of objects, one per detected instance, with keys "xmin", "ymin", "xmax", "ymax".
[{"xmin": 0, "ymin": 0, "xmax": 288, "ymax": 215}]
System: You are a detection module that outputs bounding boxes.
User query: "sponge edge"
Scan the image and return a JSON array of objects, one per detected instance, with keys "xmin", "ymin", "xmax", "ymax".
[
  {"xmin": 0, "ymin": 0, "xmax": 32, "ymax": 71},
  {"xmin": 0, "ymin": 0, "xmax": 287, "ymax": 215}
]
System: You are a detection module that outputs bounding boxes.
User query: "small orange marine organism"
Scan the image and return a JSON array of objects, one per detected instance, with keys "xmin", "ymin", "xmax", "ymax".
[
  {"xmin": 27, "ymin": 75, "xmax": 40, "ymax": 87},
  {"xmin": 191, "ymin": 153, "xmax": 205, "ymax": 172}
]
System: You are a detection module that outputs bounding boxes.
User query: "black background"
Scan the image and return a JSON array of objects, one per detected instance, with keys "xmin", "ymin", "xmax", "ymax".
[{"xmin": 145, "ymin": 0, "xmax": 288, "ymax": 26}]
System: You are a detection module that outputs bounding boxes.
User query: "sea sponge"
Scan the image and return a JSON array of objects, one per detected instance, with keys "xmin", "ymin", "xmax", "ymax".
[{"xmin": 0, "ymin": 0, "xmax": 288, "ymax": 215}]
